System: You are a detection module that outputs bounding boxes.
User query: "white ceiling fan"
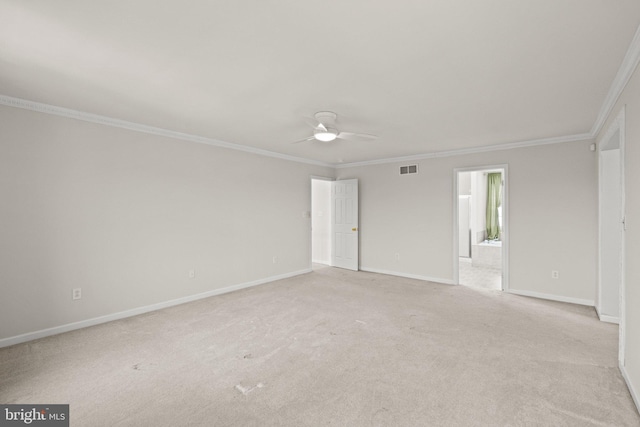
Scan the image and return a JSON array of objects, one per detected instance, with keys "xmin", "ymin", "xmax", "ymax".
[{"xmin": 293, "ymin": 111, "xmax": 377, "ymax": 144}]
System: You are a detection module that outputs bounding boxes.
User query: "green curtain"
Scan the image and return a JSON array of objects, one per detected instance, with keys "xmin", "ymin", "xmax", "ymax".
[{"xmin": 486, "ymin": 173, "xmax": 502, "ymax": 240}]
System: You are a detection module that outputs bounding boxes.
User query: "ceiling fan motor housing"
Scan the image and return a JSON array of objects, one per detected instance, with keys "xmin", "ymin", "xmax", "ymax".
[{"xmin": 314, "ymin": 111, "xmax": 337, "ymax": 124}]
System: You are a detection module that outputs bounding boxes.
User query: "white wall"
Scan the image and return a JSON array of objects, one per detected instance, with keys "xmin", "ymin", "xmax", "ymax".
[
  {"xmin": 0, "ymin": 105, "xmax": 333, "ymax": 342},
  {"xmin": 312, "ymin": 179, "xmax": 331, "ymax": 264},
  {"xmin": 336, "ymin": 140, "xmax": 597, "ymax": 301},
  {"xmin": 597, "ymin": 59, "xmax": 640, "ymax": 410}
]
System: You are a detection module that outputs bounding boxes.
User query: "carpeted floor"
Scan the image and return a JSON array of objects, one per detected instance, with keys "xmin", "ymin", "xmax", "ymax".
[{"xmin": 1, "ymin": 267, "xmax": 638, "ymax": 426}]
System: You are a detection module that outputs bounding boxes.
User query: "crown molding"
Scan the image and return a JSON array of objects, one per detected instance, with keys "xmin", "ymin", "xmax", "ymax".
[
  {"xmin": 0, "ymin": 95, "xmax": 334, "ymax": 168},
  {"xmin": 590, "ymin": 23, "xmax": 640, "ymax": 137},
  {"xmin": 334, "ymin": 132, "xmax": 593, "ymax": 168},
  {"xmin": 0, "ymin": 94, "xmax": 597, "ymax": 170}
]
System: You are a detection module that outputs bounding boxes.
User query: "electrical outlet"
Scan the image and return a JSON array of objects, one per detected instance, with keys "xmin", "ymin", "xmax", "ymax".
[
  {"xmin": 72, "ymin": 288, "xmax": 82, "ymax": 300},
  {"xmin": 188, "ymin": 269, "xmax": 195, "ymax": 279},
  {"xmin": 551, "ymin": 270, "xmax": 559, "ymax": 279},
  {"xmin": 273, "ymin": 256, "xmax": 278, "ymax": 264}
]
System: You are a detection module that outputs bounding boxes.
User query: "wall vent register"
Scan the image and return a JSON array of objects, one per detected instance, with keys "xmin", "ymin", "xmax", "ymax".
[{"xmin": 400, "ymin": 165, "xmax": 418, "ymax": 175}]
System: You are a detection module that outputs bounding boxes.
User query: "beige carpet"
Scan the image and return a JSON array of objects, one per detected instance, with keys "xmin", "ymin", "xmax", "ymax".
[{"xmin": 1, "ymin": 266, "xmax": 638, "ymax": 426}]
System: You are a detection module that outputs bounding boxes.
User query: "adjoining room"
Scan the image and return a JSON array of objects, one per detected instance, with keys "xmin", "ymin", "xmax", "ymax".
[{"xmin": 457, "ymin": 168, "xmax": 505, "ymax": 291}]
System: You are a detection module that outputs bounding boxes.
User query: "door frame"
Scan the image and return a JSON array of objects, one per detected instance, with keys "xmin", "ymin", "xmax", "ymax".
[
  {"xmin": 452, "ymin": 164, "xmax": 509, "ymax": 291},
  {"xmin": 597, "ymin": 106, "xmax": 626, "ymax": 366}
]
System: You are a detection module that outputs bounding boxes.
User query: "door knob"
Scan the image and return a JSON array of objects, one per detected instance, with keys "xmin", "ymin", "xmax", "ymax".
[{"xmin": 352, "ymin": 227, "xmax": 358, "ymax": 231}]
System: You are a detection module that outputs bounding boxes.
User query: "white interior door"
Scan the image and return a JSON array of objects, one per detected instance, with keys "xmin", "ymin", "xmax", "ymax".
[{"xmin": 332, "ymin": 179, "xmax": 358, "ymax": 271}]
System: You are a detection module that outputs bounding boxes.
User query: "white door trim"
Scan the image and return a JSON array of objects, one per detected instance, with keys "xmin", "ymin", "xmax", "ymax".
[
  {"xmin": 453, "ymin": 165, "xmax": 509, "ymax": 291},
  {"xmin": 597, "ymin": 106, "xmax": 626, "ymax": 366}
]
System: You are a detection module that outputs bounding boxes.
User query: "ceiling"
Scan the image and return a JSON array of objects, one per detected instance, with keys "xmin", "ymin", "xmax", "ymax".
[{"xmin": 1, "ymin": 1, "xmax": 640, "ymax": 166}]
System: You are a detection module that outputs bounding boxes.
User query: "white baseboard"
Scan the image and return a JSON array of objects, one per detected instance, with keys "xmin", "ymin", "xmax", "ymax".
[
  {"xmin": 594, "ymin": 305, "xmax": 620, "ymax": 324},
  {"xmin": 360, "ymin": 267, "xmax": 454, "ymax": 285},
  {"xmin": 506, "ymin": 289, "xmax": 594, "ymax": 306},
  {"xmin": 312, "ymin": 259, "xmax": 330, "ymax": 265},
  {"xmin": 598, "ymin": 315, "xmax": 620, "ymax": 324},
  {"xmin": 0, "ymin": 269, "xmax": 311, "ymax": 349},
  {"xmin": 620, "ymin": 362, "xmax": 640, "ymax": 416}
]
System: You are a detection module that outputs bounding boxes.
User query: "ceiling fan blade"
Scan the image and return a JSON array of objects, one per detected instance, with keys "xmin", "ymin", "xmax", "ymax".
[
  {"xmin": 303, "ymin": 116, "xmax": 329, "ymax": 132},
  {"xmin": 302, "ymin": 116, "xmax": 322, "ymax": 129},
  {"xmin": 292, "ymin": 136, "xmax": 316, "ymax": 144},
  {"xmin": 337, "ymin": 131, "xmax": 378, "ymax": 141}
]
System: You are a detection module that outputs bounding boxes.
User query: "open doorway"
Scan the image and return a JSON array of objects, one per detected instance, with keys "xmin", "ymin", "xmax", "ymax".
[
  {"xmin": 311, "ymin": 177, "xmax": 360, "ymax": 271},
  {"xmin": 598, "ymin": 134, "xmax": 622, "ymax": 324},
  {"xmin": 597, "ymin": 107, "xmax": 626, "ymax": 366},
  {"xmin": 454, "ymin": 166, "xmax": 508, "ymax": 291},
  {"xmin": 311, "ymin": 178, "xmax": 332, "ymax": 269}
]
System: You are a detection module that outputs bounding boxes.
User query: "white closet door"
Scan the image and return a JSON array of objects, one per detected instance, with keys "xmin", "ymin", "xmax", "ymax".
[{"xmin": 332, "ymin": 179, "xmax": 358, "ymax": 271}]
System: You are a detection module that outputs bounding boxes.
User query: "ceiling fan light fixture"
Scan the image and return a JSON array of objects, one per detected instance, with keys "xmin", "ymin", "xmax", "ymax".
[
  {"xmin": 291, "ymin": 112, "xmax": 376, "ymax": 145},
  {"xmin": 314, "ymin": 131, "xmax": 337, "ymax": 142}
]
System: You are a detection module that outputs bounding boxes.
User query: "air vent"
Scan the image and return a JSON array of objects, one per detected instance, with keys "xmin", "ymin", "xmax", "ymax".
[{"xmin": 400, "ymin": 164, "xmax": 418, "ymax": 175}]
